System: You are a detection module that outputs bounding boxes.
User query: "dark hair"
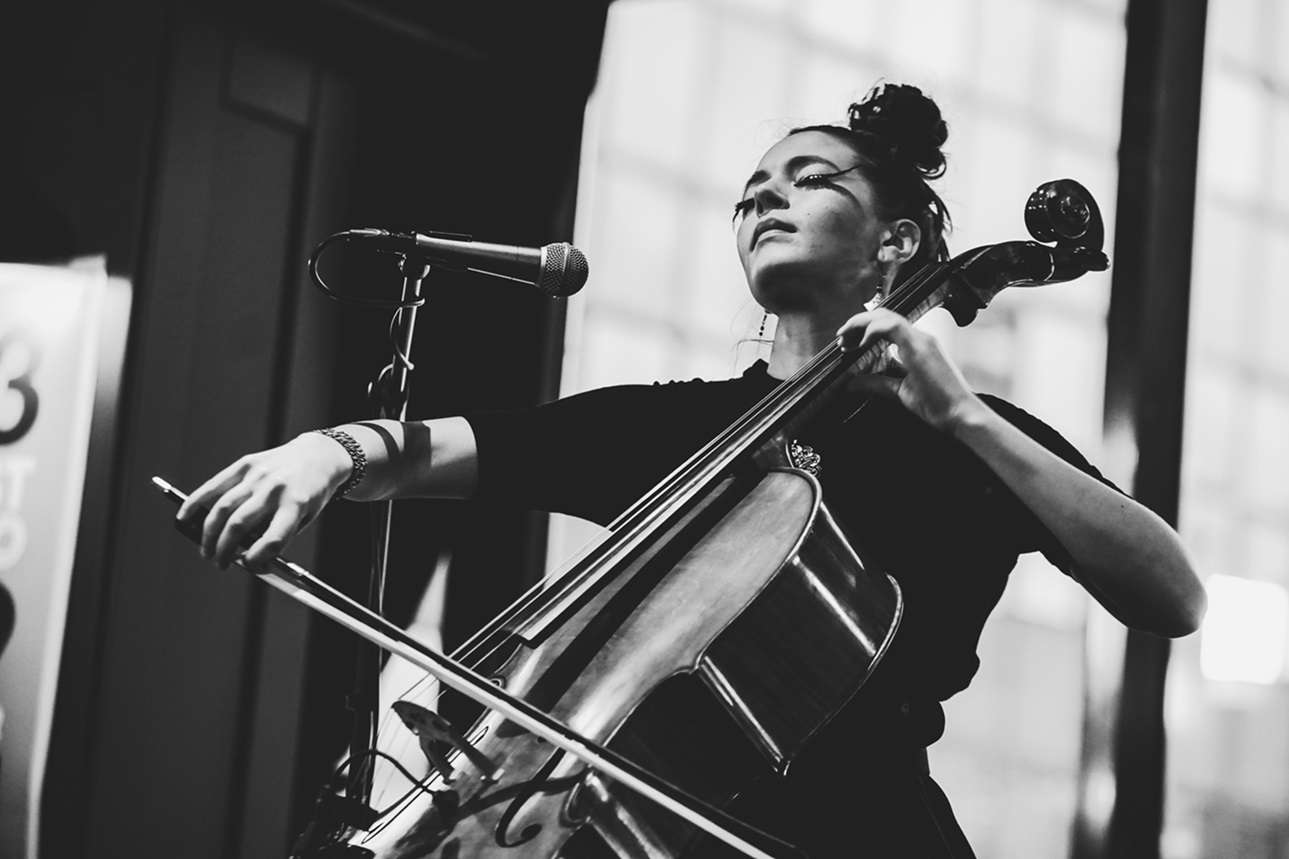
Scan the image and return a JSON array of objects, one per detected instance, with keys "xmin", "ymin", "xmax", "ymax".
[{"xmin": 790, "ymin": 83, "xmax": 952, "ymax": 277}]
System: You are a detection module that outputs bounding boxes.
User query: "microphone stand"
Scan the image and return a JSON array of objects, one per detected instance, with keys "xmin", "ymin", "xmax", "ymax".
[
  {"xmin": 346, "ymin": 253, "xmax": 431, "ymax": 806},
  {"xmin": 290, "ymin": 227, "xmax": 584, "ymax": 850}
]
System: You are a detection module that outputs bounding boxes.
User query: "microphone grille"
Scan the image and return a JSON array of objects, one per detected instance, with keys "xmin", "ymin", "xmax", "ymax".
[{"xmin": 538, "ymin": 243, "xmax": 590, "ymax": 297}]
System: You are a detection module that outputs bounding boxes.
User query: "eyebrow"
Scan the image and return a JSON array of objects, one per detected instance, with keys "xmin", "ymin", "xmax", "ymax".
[{"xmin": 742, "ymin": 154, "xmax": 842, "ymax": 196}]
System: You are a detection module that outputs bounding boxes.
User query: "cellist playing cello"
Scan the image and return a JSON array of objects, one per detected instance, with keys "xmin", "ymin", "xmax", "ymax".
[{"xmin": 177, "ymin": 83, "xmax": 1204, "ymax": 857}]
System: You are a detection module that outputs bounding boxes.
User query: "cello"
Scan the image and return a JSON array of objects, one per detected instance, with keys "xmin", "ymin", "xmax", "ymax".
[{"xmin": 159, "ymin": 178, "xmax": 1108, "ymax": 858}]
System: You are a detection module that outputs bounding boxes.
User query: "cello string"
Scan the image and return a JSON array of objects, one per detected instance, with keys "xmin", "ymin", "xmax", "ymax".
[
  {"xmin": 419, "ymin": 298, "xmax": 922, "ymax": 774},
  {"xmin": 449, "ymin": 259, "xmax": 945, "ymax": 675},
  {"xmin": 365, "ymin": 272, "xmax": 927, "ymax": 778},
  {"xmin": 380, "ymin": 260, "xmax": 942, "ymax": 724},
  {"xmin": 363, "ymin": 258, "xmax": 953, "ymax": 819},
  {"xmin": 446, "ymin": 257, "xmax": 946, "ymax": 677}
]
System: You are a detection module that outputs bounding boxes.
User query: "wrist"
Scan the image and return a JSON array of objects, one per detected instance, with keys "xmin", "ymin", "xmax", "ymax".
[
  {"xmin": 943, "ymin": 394, "xmax": 995, "ymax": 440},
  {"xmin": 302, "ymin": 429, "xmax": 366, "ymax": 497}
]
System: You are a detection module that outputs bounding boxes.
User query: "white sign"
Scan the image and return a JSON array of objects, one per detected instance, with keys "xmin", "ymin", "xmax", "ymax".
[{"xmin": 0, "ymin": 260, "xmax": 107, "ymax": 859}]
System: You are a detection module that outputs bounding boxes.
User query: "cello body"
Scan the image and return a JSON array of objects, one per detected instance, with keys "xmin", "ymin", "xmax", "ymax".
[{"xmin": 353, "ymin": 444, "xmax": 902, "ymax": 858}]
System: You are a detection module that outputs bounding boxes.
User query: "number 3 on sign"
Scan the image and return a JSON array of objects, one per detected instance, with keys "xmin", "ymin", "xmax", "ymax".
[{"xmin": 0, "ymin": 330, "xmax": 40, "ymax": 446}]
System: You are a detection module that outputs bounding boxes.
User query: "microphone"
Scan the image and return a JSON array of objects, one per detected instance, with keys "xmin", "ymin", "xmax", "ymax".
[{"xmin": 338, "ymin": 228, "xmax": 589, "ymax": 297}]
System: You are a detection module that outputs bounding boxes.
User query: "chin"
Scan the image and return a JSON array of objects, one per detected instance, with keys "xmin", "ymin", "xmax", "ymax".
[
  {"xmin": 748, "ymin": 257, "xmax": 831, "ymax": 310},
  {"xmin": 752, "ymin": 276, "xmax": 877, "ymax": 323},
  {"xmin": 748, "ymin": 277, "xmax": 818, "ymax": 316}
]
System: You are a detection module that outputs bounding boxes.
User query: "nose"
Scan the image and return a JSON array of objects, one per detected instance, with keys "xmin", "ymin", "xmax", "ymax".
[{"xmin": 752, "ymin": 180, "xmax": 788, "ymax": 216}]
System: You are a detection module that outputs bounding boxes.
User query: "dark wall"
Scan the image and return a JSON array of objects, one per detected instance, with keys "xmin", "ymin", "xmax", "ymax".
[{"xmin": 1, "ymin": 2, "xmax": 607, "ymax": 856}]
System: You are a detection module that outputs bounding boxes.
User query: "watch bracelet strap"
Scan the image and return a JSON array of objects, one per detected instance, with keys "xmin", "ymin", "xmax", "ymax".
[{"xmin": 311, "ymin": 428, "xmax": 367, "ymax": 498}]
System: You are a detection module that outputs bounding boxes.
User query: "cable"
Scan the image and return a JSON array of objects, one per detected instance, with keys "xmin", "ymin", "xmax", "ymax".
[{"xmin": 307, "ymin": 232, "xmax": 428, "ymax": 310}]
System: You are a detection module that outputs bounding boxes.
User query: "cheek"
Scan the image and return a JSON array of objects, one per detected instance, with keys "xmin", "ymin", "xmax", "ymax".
[
  {"xmin": 735, "ymin": 224, "xmax": 756, "ymax": 270},
  {"xmin": 801, "ymin": 205, "xmax": 876, "ymax": 267}
]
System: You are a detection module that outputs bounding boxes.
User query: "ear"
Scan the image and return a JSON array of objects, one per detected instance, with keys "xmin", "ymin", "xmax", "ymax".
[{"xmin": 875, "ymin": 218, "xmax": 922, "ymax": 266}]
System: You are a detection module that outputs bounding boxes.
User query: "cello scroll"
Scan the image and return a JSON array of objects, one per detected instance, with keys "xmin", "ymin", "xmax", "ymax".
[{"xmin": 941, "ymin": 179, "xmax": 1109, "ymax": 326}]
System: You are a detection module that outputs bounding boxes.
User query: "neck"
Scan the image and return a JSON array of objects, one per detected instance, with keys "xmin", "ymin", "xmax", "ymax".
[
  {"xmin": 766, "ymin": 310, "xmax": 852, "ymax": 379},
  {"xmin": 761, "ymin": 273, "xmax": 889, "ymax": 379}
]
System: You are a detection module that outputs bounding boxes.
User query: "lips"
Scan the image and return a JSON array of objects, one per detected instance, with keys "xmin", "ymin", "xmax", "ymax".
[{"xmin": 752, "ymin": 218, "xmax": 795, "ymax": 247}]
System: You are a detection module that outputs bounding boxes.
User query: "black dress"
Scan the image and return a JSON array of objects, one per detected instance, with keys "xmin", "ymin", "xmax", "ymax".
[{"xmin": 464, "ymin": 360, "xmax": 1115, "ymax": 858}]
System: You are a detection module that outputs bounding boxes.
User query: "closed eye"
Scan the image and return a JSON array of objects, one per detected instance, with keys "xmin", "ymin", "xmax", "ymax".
[
  {"xmin": 793, "ymin": 164, "xmax": 862, "ymax": 188},
  {"xmin": 793, "ymin": 173, "xmax": 832, "ymax": 187},
  {"xmin": 733, "ymin": 163, "xmax": 862, "ymax": 225}
]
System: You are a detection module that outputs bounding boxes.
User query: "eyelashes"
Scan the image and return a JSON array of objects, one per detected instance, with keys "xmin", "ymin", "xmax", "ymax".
[
  {"xmin": 732, "ymin": 165, "xmax": 862, "ymax": 223},
  {"xmin": 794, "ymin": 172, "xmax": 839, "ymax": 187}
]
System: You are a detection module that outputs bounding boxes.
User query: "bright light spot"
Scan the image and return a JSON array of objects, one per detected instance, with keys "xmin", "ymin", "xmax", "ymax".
[
  {"xmin": 1082, "ymin": 762, "xmax": 1117, "ymax": 827},
  {"xmin": 1200, "ymin": 574, "xmax": 1288, "ymax": 685},
  {"xmin": 1003, "ymin": 554, "xmax": 1088, "ymax": 629},
  {"xmin": 1161, "ymin": 821, "xmax": 1202, "ymax": 859},
  {"xmin": 0, "ymin": 265, "xmax": 88, "ymax": 334}
]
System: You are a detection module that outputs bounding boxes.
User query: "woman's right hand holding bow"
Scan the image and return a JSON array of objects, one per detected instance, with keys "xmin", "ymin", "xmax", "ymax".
[
  {"xmin": 174, "ymin": 417, "xmax": 480, "ymax": 572},
  {"xmin": 176, "ymin": 432, "xmax": 353, "ymax": 571}
]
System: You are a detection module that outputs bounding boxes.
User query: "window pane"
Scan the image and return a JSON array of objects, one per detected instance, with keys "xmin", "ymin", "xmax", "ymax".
[{"xmin": 1166, "ymin": 0, "xmax": 1289, "ymax": 854}]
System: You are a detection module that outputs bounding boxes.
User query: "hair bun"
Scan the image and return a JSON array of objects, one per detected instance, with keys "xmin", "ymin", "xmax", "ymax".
[{"xmin": 848, "ymin": 83, "xmax": 948, "ymax": 180}]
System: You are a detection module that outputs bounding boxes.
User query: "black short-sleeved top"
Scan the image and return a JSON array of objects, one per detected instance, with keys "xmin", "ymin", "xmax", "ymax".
[{"xmin": 464, "ymin": 359, "xmax": 1112, "ymax": 854}]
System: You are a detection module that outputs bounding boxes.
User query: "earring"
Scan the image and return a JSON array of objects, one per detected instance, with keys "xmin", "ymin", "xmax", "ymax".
[
  {"xmin": 864, "ymin": 269, "xmax": 887, "ymax": 311},
  {"xmin": 758, "ymin": 311, "xmax": 768, "ymax": 339}
]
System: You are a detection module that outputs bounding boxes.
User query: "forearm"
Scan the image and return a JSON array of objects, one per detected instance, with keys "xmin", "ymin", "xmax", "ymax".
[
  {"xmin": 178, "ymin": 416, "xmax": 478, "ymax": 569},
  {"xmin": 950, "ymin": 400, "xmax": 1206, "ymax": 637},
  {"xmin": 317, "ymin": 416, "xmax": 479, "ymax": 501}
]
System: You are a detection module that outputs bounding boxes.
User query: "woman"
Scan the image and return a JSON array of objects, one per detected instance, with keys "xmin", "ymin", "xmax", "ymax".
[{"xmin": 177, "ymin": 84, "xmax": 1204, "ymax": 857}]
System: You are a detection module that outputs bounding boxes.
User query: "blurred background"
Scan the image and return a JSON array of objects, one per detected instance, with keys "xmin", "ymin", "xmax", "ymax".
[{"xmin": 0, "ymin": 0, "xmax": 1283, "ymax": 857}]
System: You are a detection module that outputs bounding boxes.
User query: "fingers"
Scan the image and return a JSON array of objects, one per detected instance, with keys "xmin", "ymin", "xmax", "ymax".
[
  {"xmin": 177, "ymin": 440, "xmax": 336, "ymax": 570},
  {"xmin": 177, "ymin": 458, "xmax": 251, "ymax": 522},
  {"xmin": 836, "ymin": 308, "xmax": 919, "ymax": 353},
  {"xmin": 872, "ymin": 351, "xmax": 908, "ymax": 379},
  {"xmin": 847, "ymin": 345, "xmax": 907, "ymax": 392},
  {"xmin": 837, "ymin": 311, "xmax": 915, "ymax": 403},
  {"xmin": 212, "ymin": 483, "xmax": 280, "ymax": 569},
  {"xmin": 242, "ymin": 502, "xmax": 302, "ymax": 572},
  {"xmin": 200, "ymin": 481, "xmax": 255, "ymax": 560}
]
